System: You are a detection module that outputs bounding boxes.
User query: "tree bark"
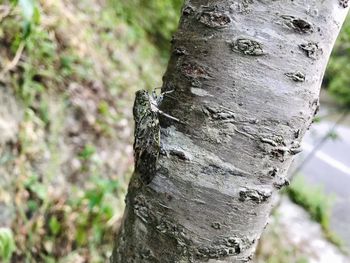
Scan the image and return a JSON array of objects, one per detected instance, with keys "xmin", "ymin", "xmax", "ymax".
[{"xmin": 111, "ymin": 1, "xmax": 349, "ymax": 262}]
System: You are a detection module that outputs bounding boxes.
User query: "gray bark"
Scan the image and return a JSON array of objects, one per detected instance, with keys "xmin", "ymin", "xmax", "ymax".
[{"xmin": 111, "ymin": 1, "xmax": 349, "ymax": 262}]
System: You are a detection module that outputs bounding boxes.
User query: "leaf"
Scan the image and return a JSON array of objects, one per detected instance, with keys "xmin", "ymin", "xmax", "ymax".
[
  {"xmin": 0, "ymin": 228, "xmax": 16, "ymax": 262},
  {"xmin": 27, "ymin": 200, "xmax": 39, "ymax": 213},
  {"xmin": 49, "ymin": 216, "xmax": 61, "ymax": 236},
  {"xmin": 32, "ymin": 6, "xmax": 41, "ymax": 24},
  {"xmin": 78, "ymin": 144, "xmax": 96, "ymax": 160},
  {"xmin": 30, "ymin": 183, "xmax": 47, "ymax": 200},
  {"xmin": 85, "ymin": 189, "xmax": 104, "ymax": 209},
  {"xmin": 76, "ymin": 228, "xmax": 87, "ymax": 246},
  {"xmin": 24, "ymin": 174, "xmax": 47, "ymax": 200},
  {"xmin": 18, "ymin": 0, "xmax": 41, "ymax": 39}
]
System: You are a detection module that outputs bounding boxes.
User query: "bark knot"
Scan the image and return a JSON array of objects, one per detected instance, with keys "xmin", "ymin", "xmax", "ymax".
[
  {"xmin": 273, "ymin": 177, "xmax": 290, "ymax": 189},
  {"xmin": 196, "ymin": 237, "xmax": 243, "ymax": 259},
  {"xmin": 339, "ymin": 0, "xmax": 349, "ymax": 8},
  {"xmin": 285, "ymin": 71, "xmax": 305, "ymax": 82},
  {"xmin": 299, "ymin": 42, "xmax": 322, "ymax": 60},
  {"xmin": 173, "ymin": 46, "xmax": 188, "ymax": 56},
  {"xmin": 182, "ymin": 62, "xmax": 210, "ymax": 79},
  {"xmin": 182, "ymin": 5, "xmax": 195, "ymax": 16},
  {"xmin": 239, "ymin": 188, "xmax": 272, "ymax": 203},
  {"xmin": 211, "ymin": 222, "xmax": 222, "ymax": 230},
  {"xmin": 197, "ymin": 7, "xmax": 231, "ymax": 28},
  {"xmin": 281, "ymin": 15, "xmax": 313, "ymax": 34},
  {"xmin": 230, "ymin": 38, "xmax": 265, "ymax": 56},
  {"xmin": 169, "ymin": 149, "xmax": 191, "ymax": 161},
  {"xmin": 204, "ymin": 105, "xmax": 235, "ymax": 120}
]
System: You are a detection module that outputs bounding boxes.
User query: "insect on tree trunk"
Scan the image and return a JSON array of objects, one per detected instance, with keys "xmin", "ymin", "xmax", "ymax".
[{"xmin": 111, "ymin": 1, "xmax": 349, "ymax": 262}]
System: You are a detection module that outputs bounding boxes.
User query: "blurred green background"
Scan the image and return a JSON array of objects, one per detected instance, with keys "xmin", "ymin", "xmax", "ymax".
[{"xmin": 0, "ymin": 0, "xmax": 349, "ymax": 262}]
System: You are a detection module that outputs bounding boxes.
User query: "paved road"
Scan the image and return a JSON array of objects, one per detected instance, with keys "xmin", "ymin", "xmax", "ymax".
[{"xmin": 296, "ymin": 120, "xmax": 350, "ymax": 249}]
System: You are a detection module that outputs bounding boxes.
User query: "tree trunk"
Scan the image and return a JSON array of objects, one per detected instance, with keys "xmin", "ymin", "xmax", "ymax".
[{"xmin": 111, "ymin": 1, "xmax": 349, "ymax": 262}]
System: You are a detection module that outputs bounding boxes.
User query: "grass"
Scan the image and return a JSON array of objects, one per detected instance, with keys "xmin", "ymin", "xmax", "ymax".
[
  {"xmin": 0, "ymin": 0, "xmax": 181, "ymax": 261},
  {"xmin": 109, "ymin": 0, "xmax": 183, "ymax": 59},
  {"xmin": 11, "ymin": 173, "xmax": 120, "ymax": 262},
  {"xmin": 0, "ymin": 228, "xmax": 16, "ymax": 263},
  {"xmin": 286, "ymin": 175, "xmax": 344, "ymax": 248}
]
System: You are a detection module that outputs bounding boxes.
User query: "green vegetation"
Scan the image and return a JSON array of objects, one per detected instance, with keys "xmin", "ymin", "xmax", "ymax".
[
  {"xmin": 287, "ymin": 175, "xmax": 332, "ymax": 229},
  {"xmin": 286, "ymin": 175, "xmax": 343, "ymax": 247},
  {"xmin": 326, "ymin": 16, "xmax": 350, "ymax": 107},
  {"xmin": 110, "ymin": 0, "xmax": 183, "ymax": 58},
  {"xmin": 256, "ymin": 224, "xmax": 309, "ymax": 263},
  {"xmin": 14, "ymin": 174, "xmax": 119, "ymax": 262},
  {"xmin": 0, "ymin": 228, "xmax": 16, "ymax": 263}
]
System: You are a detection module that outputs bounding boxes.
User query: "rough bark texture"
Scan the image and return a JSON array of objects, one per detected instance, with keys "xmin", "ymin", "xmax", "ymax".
[{"xmin": 111, "ymin": 1, "xmax": 349, "ymax": 262}]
